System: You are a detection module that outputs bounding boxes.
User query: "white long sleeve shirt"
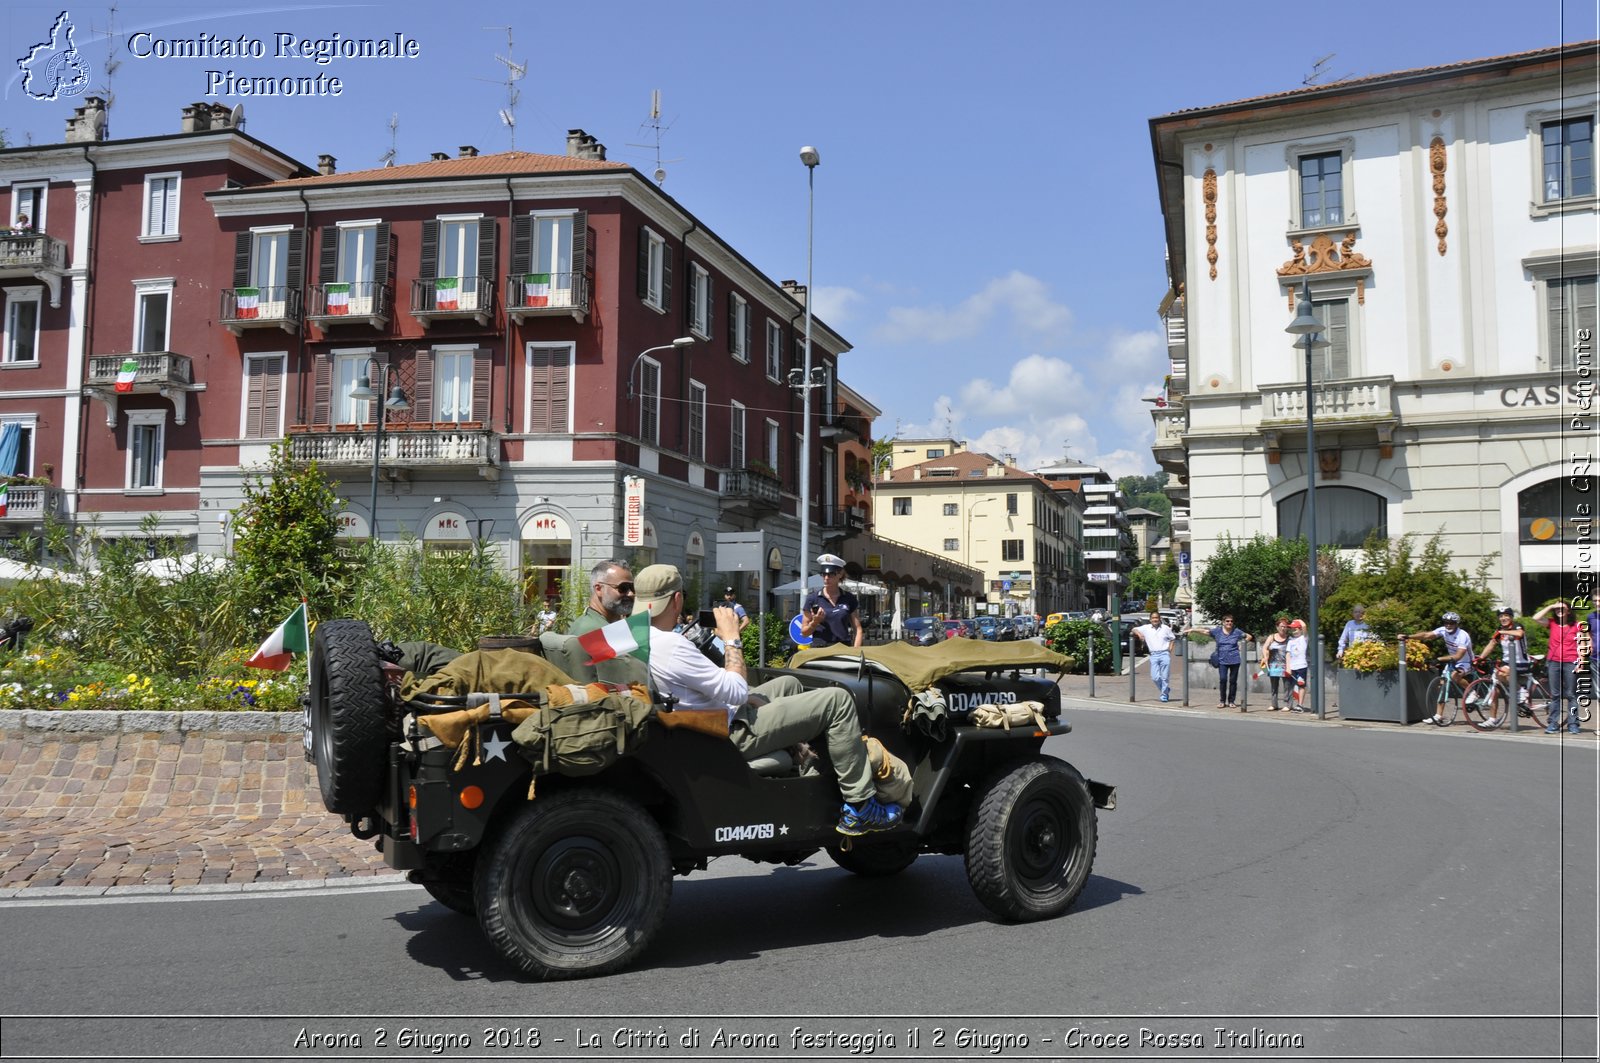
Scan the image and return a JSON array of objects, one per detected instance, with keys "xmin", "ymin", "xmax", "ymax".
[{"xmin": 646, "ymin": 626, "xmax": 748, "ymax": 722}]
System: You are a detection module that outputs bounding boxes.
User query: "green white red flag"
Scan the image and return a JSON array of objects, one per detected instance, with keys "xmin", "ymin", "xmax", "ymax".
[
  {"xmin": 114, "ymin": 358, "xmax": 139, "ymax": 393},
  {"xmin": 0, "ymin": 483, "xmax": 7, "ymax": 519},
  {"xmin": 246, "ymin": 602, "xmax": 309, "ymax": 671},
  {"xmin": 524, "ymin": 273, "xmax": 551, "ymax": 307},
  {"xmin": 577, "ymin": 611, "xmax": 652, "ymax": 666},
  {"xmin": 235, "ymin": 287, "xmax": 260, "ymax": 319},
  {"xmin": 325, "ymin": 282, "xmax": 350, "ymax": 315},
  {"xmin": 435, "ymin": 277, "xmax": 459, "ymax": 311}
]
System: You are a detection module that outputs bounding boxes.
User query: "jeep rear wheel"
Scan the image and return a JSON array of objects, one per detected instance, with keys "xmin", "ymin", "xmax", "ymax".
[
  {"xmin": 308, "ymin": 619, "xmax": 387, "ymax": 815},
  {"xmin": 827, "ymin": 838, "xmax": 919, "ymax": 877},
  {"xmin": 476, "ymin": 790, "xmax": 671, "ymax": 980},
  {"xmin": 965, "ymin": 757, "xmax": 1096, "ymax": 921}
]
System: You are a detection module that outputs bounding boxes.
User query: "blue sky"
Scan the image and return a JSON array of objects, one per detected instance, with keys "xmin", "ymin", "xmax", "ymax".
[{"xmin": 4, "ymin": 0, "xmax": 1593, "ymax": 476}]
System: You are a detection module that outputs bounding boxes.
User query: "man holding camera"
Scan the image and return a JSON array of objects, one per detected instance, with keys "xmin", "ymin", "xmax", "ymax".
[{"xmin": 634, "ymin": 564, "xmax": 901, "ymax": 836}]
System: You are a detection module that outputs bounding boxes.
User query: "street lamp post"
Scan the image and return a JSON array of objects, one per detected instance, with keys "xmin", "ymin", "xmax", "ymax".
[
  {"xmin": 625, "ymin": 337, "xmax": 696, "ymax": 402},
  {"xmin": 798, "ymin": 144, "xmax": 820, "ymax": 597},
  {"xmin": 347, "ymin": 364, "xmax": 411, "ymax": 542},
  {"xmin": 1286, "ymin": 282, "xmax": 1330, "ymax": 719}
]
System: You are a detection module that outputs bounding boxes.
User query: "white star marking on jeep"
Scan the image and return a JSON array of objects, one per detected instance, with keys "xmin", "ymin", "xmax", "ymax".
[
  {"xmin": 482, "ymin": 731, "xmax": 510, "ymax": 762},
  {"xmin": 779, "ymin": 824, "xmax": 789, "ymax": 835}
]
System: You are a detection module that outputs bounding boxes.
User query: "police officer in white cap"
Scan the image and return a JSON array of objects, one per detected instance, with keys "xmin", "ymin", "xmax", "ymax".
[{"xmin": 800, "ymin": 553, "xmax": 863, "ymax": 649}]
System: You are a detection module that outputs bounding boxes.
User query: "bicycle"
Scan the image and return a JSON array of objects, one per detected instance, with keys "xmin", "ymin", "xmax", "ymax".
[
  {"xmin": 1462, "ymin": 657, "xmax": 1549, "ymax": 732},
  {"xmin": 1422, "ymin": 656, "xmax": 1475, "ymax": 727}
]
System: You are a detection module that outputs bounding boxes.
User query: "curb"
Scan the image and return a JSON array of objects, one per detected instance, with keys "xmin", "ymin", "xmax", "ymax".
[{"xmin": 0, "ymin": 709, "xmax": 301, "ymax": 736}]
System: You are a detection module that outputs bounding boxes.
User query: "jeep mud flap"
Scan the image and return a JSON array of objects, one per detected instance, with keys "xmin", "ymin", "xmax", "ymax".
[
  {"xmin": 904, "ymin": 721, "xmax": 1071, "ymax": 835},
  {"xmin": 1087, "ymin": 779, "xmax": 1117, "ymax": 810}
]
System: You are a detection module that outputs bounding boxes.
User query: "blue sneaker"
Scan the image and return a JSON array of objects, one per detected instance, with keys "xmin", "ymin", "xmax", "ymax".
[
  {"xmin": 1160, "ymin": 694, "xmax": 1169, "ymax": 702},
  {"xmin": 836, "ymin": 797, "xmax": 902, "ymax": 836}
]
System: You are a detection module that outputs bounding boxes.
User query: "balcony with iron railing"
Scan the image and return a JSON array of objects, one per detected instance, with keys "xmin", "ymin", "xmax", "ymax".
[
  {"xmin": 287, "ymin": 423, "xmax": 500, "ymax": 480},
  {"xmin": 0, "ymin": 231, "xmax": 70, "ymax": 307},
  {"xmin": 1152, "ymin": 404, "xmax": 1187, "ymax": 474},
  {"xmin": 0, "ymin": 484, "xmax": 63, "ymax": 523},
  {"xmin": 220, "ymin": 285, "xmax": 302, "ymax": 335},
  {"xmin": 306, "ymin": 280, "xmax": 393, "ymax": 330},
  {"xmin": 411, "ymin": 275, "xmax": 496, "ymax": 327},
  {"xmin": 506, "ymin": 272, "xmax": 589, "ymax": 324},
  {"xmin": 1259, "ymin": 374, "xmax": 1399, "ymax": 460},
  {"xmin": 818, "ymin": 504, "xmax": 869, "ymax": 537},
  {"xmin": 819, "ymin": 412, "xmax": 868, "ymax": 443},
  {"xmin": 85, "ymin": 352, "xmax": 199, "ymax": 426},
  {"xmin": 720, "ymin": 464, "xmax": 782, "ymax": 514}
]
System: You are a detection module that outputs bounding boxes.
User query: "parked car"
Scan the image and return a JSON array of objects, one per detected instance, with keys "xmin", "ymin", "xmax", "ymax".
[
  {"xmin": 972, "ymin": 616, "xmax": 1003, "ymax": 641},
  {"xmin": 941, "ymin": 618, "xmax": 970, "ymax": 640},
  {"xmin": 903, "ymin": 616, "xmax": 941, "ymax": 646},
  {"xmin": 1012, "ymin": 615, "xmax": 1037, "ymax": 639}
]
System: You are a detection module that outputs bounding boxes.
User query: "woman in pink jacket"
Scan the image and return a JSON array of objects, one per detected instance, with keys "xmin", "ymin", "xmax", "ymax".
[{"xmin": 1534, "ymin": 600, "xmax": 1582, "ymax": 735}]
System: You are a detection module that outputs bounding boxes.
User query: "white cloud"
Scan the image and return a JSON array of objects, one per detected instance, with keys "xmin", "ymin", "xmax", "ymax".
[
  {"xmin": 1090, "ymin": 448, "xmax": 1153, "ymax": 481},
  {"xmin": 873, "ymin": 271, "xmax": 1073, "ymax": 345},
  {"xmin": 961, "ymin": 354, "xmax": 1086, "ymax": 418},
  {"xmin": 811, "ymin": 285, "xmax": 864, "ymax": 324}
]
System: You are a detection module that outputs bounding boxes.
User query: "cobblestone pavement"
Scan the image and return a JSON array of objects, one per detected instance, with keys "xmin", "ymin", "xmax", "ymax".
[{"xmin": 0, "ymin": 731, "xmax": 393, "ymax": 893}]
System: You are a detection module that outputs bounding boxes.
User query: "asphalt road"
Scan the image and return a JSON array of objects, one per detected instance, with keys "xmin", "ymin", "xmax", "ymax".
[{"xmin": 3, "ymin": 701, "xmax": 1595, "ymax": 1061}]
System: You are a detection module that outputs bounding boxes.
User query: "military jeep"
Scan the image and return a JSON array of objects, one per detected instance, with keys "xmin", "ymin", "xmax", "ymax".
[{"xmin": 305, "ymin": 620, "xmax": 1114, "ymax": 980}]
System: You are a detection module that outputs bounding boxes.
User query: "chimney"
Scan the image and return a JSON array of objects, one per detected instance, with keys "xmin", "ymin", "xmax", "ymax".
[
  {"xmin": 781, "ymin": 280, "xmax": 807, "ymax": 306},
  {"xmin": 564, "ymin": 128, "xmax": 607, "ymax": 161},
  {"xmin": 180, "ymin": 102, "xmax": 210, "ymax": 133},
  {"xmin": 430, "ymin": 152, "xmax": 449, "ymax": 162},
  {"xmin": 458, "ymin": 145, "xmax": 478, "ymax": 158},
  {"xmin": 208, "ymin": 102, "xmax": 232, "ymax": 127},
  {"xmin": 65, "ymin": 96, "xmax": 108, "ymax": 142},
  {"xmin": 317, "ymin": 154, "xmax": 337, "ymax": 176}
]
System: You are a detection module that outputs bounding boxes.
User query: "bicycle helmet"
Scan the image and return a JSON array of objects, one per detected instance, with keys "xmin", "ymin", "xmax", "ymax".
[
  {"xmin": 1497, "ymin": 606, "xmax": 1515, "ymax": 617},
  {"xmin": 1441, "ymin": 611, "xmax": 1461, "ymax": 623}
]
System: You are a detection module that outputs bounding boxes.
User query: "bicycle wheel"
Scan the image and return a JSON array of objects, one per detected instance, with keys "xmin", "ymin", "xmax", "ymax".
[
  {"xmin": 1521, "ymin": 679, "xmax": 1550, "ymax": 731},
  {"xmin": 1423, "ymin": 676, "xmax": 1453, "ymax": 725},
  {"xmin": 1462, "ymin": 677, "xmax": 1505, "ymax": 731}
]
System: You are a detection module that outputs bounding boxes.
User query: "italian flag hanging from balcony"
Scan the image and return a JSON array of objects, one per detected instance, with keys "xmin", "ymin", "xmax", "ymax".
[
  {"xmin": 325, "ymin": 282, "xmax": 350, "ymax": 315},
  {"xmin": 435, "ymin": 277, "xmax": 459, "ymax": 311},
  {"xmin": 0, "ymin": 484, "xmax": 7, "ymax": 518},
  {"xmin": 524, "ymin": 273, "xmax": 551, "ymax": 307},
  {"xmin": 236, "ymin": 286, "xmax": 260, "ymax": 319},
  {"xmin": 114, "ymin": 357, "xmax": 139, "ymax": 393}
]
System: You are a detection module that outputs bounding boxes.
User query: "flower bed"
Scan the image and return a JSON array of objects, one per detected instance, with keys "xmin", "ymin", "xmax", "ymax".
[{"xmin": 0, "ymin": 648, "xmax": 304, "ymax": 712}]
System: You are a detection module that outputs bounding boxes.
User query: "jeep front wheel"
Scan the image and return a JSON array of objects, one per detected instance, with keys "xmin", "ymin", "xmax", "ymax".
[
  {"xmin": 308, "ymin": 619, "xmax": 388, "ymax": 815},
  {"xmin": 965, "ymin": 757, "xmax": 1096, "ymax": 921},
  {"xmin": 476, "ymin": 790, "xmax": 672, "ymax": 980}
]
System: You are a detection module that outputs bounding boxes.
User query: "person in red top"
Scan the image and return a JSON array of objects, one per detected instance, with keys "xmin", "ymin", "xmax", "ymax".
[{"xmin": 1533, "ymin": 600, "xmax": 1582, "ymax": 735}]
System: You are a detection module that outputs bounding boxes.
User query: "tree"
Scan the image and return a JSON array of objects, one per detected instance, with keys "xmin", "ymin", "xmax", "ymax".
[
  {"xmin": 1192, "ymin": 533, "xmax": 1305, "ymax": 635},
  {"xmin": 1127, "ymin": 557, "xmax": 1179, "ymax": 608},
  {"xmin": 229, "ymin": 442, "xmax": 346, "ymax": 619},
  {"xmin": 1319, "ymin": 532, "xmax": 1497, "ymax": 652},
  {"xmin": 1118, "ymin": 472, "xmax": 1172, "ymax": 538}
]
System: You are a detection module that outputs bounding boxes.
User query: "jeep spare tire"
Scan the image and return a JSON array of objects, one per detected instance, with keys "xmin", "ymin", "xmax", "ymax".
[
  {"xmin": 309, "ymin": 619, "xmax": 388, "ymax": 815},
  {"xmin": 965, "ymin": 756, "xmax": 1097, "ymax": 921}
]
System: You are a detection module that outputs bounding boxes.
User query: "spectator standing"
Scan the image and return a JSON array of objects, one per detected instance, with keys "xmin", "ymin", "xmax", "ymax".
[
  {"xmin": 1533, "ymin": 600, "xmax": 1582, "ymax": 734},
  {"xmin": 1336, "ymin": 605, "xmax": 1373, "ymax": 663},
  {"xmin": 535, "ymin": 599, "xmax": 558, "ymax": 634},
  {"xmin": 1186, "ymin": 614, "xmax": 1253, "ymax": 711},
  {"xmin": 800, "ymin": 553, "xmax": 863, "ymax": 649},
  {"xmin": 1286, "ymin": 619, "xmax": 1310, "ymax": 711},
  {"xmin": 1132, "ymin": 611, "xmax": 1179, "ymax": 703},
  {"xmin": 1258, "ymin": 617, "xmax": 1294, "ymax": 710},
  {"xmin": 721, "ymin": 586, "xmax": 753, "ymax": 632}
]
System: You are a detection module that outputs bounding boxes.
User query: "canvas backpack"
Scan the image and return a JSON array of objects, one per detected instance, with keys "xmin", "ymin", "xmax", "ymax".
[{"xmin": 510, "ymin": 691, "xmax": 655, "ymax": 777}]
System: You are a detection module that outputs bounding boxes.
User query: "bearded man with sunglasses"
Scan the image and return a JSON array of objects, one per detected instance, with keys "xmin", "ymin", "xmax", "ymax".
[{"xmin": 568, "ymin": 559, "xmax": 636, "ymax": 637}]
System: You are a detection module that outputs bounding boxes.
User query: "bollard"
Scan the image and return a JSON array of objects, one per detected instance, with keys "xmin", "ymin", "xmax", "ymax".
[
  {"xmin": 1317, "ymin": 634, "xmax": 1327, "ymax": 721},
  {"xmin": 1241, "ymin": 645, "xmax": 1252, "ymax": 711},
  {"xmin": 1181, "ymin": 637, "xmax": 1191, "ymax": 707},
  {"xmin": 1087, "ymin": 631, "xmax": 1096, "ymax": 699},
  {"xmin": 1398, "ymin": 636, "xmax": 1408, "ymax": 725},
  {"xmin": 1128, "ymin": 631, "xmax": 1137, "ymax": 702}
]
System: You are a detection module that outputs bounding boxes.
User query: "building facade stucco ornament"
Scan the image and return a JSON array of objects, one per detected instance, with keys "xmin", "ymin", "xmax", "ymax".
[
  {"xmin": 1430, "ymin": 136, "xmax": 1448, "ymax": 256},
  {"xmin": 1277, "ymin": 231, "xmax": 1374, "ymax": 304},
  {"xmin": 1203, "ymin": 168, "xmax": 1219, "ymax": 280}
]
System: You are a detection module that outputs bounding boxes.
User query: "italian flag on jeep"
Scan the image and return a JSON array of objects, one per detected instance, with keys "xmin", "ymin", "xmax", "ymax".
[
  {"xmin": 578, "ymin": 611, "xmax": 652, "ymax": 666},
  {"xmin": 247, "ymin": 602, "xmax": 309, "ymax": 670}
]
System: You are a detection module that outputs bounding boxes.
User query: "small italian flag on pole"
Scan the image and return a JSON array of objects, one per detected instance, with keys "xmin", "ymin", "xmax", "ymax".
[
  {"xmin": 247, "ymin": 602, "xmax": 310, "ymax": 671},
  {"xmin": 577, "ymin": 611, "xmax": 652, "ymax": 666},
  {"xmin": 236, "ymin": 287, "xmax": 260, "ymax": 319},
  {"xmin": 0, "ymin": 483, "xmax": 8, "ymax": 519},
  {"xmin": 114, "ymin": 357, "xmax": 139, "ymax": 393},
  {"xmin": 435, "ymin": 277, "xmax": 459, "ymax": 311},
  {"xmin": 325, "ymin": 282, "xmax": 350, "ymax": 315},
  {"xmin": 524, "ymin": 273, "xmax": 551, "ymax": 307}
]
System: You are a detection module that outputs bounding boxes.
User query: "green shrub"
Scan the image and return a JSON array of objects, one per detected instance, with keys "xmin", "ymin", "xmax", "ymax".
[
  {"xmin": 1192, "ymin": 534, "xmax": 1306, "ymax": 636},
  {"xmin": 339, "ymin": 539, "xmax": 535, "ymax": 649},
  {"xmin": 1044, "ymin": 619, "xmax": 1113, "ymax": 674},
  {"xmin": 1320, "ymin": 533, "xmax": 1497, "ymax": 652},
  {"xmin": 742, "ymin": 611, "xmax": 790, "ymax": 666}
]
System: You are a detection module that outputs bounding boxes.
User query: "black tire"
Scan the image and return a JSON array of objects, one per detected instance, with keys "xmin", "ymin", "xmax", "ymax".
[
  {"xmin": 1423, "ymin": 676, "xmax": 1455, "ymax": 726},
  {"xmin": 422, "ymin": 879, "xmax": 477, "ymax": 917},
  {"xmin": 1523, "ymin": 679, "xmax": 1551, "ymax": 730},
  {"xmin": 965, "ymin": 757, "xmax": 1097, "ymax": 922},
  {"xmin": 309, "ymin": 619, "xmax": 388, "ymax": 815},
  {"xmin": 475, "ymin": 789, "xmax": 672, "ymax": 980},
  {"xmin": 827, "ymin": 838, "xmax": 919, "ymax": 877}
]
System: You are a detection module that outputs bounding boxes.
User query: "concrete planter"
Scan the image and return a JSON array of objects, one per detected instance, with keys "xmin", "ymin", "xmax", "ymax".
[{"xmin": 1337, "ymin": 668, "xmax": 1431, "ymax": 724}]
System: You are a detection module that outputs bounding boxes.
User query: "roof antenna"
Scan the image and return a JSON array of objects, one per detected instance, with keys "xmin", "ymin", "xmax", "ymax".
[
  {"xmin": 1302, "ymin": 53, "xmax": 1349, "ymax": 85},
  {"xmin": 89, "ymin": 1, "xmax": 121, "ymax": 137},
  {"xmin": 627, "ymin": 89, "xmax": 680, "ymax": 186},
  {"xmin": 378, "ymin": 113, "xmax": 398, "ymax": 167},
  {"xmin": 485, "ymin": 25, "xmax": 524, "ymax": 149}
]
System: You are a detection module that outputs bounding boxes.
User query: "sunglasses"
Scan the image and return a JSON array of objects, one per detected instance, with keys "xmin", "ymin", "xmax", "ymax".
[
  {"xmin": 821, "ymin": 568, "xmax": 842, "ymax": 576},
  {"xmin": 597, "ymin": 581, "xmax": 635, "ymax": 594}
]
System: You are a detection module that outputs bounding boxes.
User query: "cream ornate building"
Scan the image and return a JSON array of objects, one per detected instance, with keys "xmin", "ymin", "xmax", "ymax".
[{"xmin": 1150, "ymin": 41, "xmax": 1599, "ymax": 610}]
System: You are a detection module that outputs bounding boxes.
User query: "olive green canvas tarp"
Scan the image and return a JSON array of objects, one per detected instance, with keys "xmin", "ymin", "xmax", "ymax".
[
  {"xmin": 789, "ymin": 637, "xmax": 1067, "ymax": 692},
  {"xmin": 401, "ymin": 647, "xmax": 576, "ymax": 701}
]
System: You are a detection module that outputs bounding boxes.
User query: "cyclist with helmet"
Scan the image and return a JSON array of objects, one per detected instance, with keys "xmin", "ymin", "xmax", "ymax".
[
  {"xmin": 1483, "ymin": 608, "xmax": 1532, "ymax": 728},
  {"xmin": 1403, "ymin": 612, "xmax": 1476, "ymax": 725}
]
